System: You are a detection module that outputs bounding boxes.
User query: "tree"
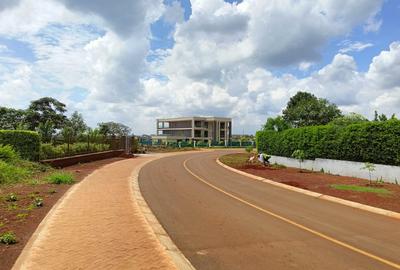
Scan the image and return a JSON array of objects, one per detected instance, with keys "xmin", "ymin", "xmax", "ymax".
[
  {"xmin": 0, "ymin": 107, "xmax": 26, "ymax": 130},
  {"xmin": 282, "ymin": 91, "xmax": 342, "ymax": 127},
  {"xmin": 37, "ymin": 120, "xmax": 56, "ymax": 143},
  {"xmin": 67, "ymin": 111, "xmax": 87, "ymax": 138},
  {"xmin": 263, "ymin": 116, "xmax": 291, "ymax": 132},
  {"xmin": 98, "ymin": 121, "xmax": 131, "ymax": 137},
  {"xmin": 374, "ymin": 110, "xmax": 388, "ymax": 122},
  {"xmin": 25, "ymin": 97, "xmax": 67, "ymax": 130},
  {"xmin": 329, "ymin": 112, "xmax": 369, "ymax": 126},
  {"xmin": 291, "ymin": 149, "xmax": 305, "ymax": 171}
]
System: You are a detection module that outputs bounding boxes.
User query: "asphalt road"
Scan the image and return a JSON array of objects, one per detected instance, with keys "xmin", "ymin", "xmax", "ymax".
[{"xmin": 139, "ymin": 150, "xmax": 400, "ymax": 270}]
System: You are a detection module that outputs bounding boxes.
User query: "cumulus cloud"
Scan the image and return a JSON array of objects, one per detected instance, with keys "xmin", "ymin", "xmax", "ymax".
[
  {"xmin": 367, "ymin": 42, "xmax": 400, "ymax": 89},
  {"xmin": 0, "ymin": 0, "xmax": 398, "ymax": 135}
]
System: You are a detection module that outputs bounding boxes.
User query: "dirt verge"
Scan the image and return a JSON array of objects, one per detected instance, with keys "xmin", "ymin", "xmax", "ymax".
[
  {"xmin": 221, "ymin": 153, "xmax": 400, "ymax": 213},
  {"xmin": 0, "ymin": 157, "xmax": 124, "ymax": 270}
]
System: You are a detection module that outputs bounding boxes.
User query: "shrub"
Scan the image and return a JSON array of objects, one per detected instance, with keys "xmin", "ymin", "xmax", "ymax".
[
  {"xmin": 0, "ymin": 145, "xmax": 19, "ymax": 163},
  {"xmin": 0, "ymin": 130, "xmax": 40, "ymax": 161},
  {"xmin": 33, "ymin": 197, "xmax": 43, "ymax": 207},
  {"xmin": 4, "ymin": 193, "xmax": 18, "ymax": 202},
  {"xmin": 0, "ymin": 161, "xmax": 30, "ymax": 185},
  {"xmin": 0, "ymin": 231, "xmax": 17, "ymax": 245},
  {"xmin": 245, "ymin": 146, "xmax": 254, "ymax": 153},
  {"xmin": 256, "ymin": 120, "xmax": 400, "ymax": 165},
  {"xmin": 40, "ymin": 142, "xmax": 110, "ymax": 159},
  {"xmin": 47, "ymin": 172, "xmax": 75, "ymax": 184}
]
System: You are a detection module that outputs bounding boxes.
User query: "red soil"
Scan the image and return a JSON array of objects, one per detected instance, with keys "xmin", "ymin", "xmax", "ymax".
[
  {"xmin": 0, "ymin": 157, "xmax": 124, "ymax": 270},
  {"xmin": 235, "ymin": 163, "xmax": 400, "ymax": 213}
]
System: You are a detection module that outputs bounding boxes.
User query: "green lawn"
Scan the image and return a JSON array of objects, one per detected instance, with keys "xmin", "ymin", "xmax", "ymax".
[{"xmin": 330, "ymin": 184, "xmax": 391, "ymax": 194}]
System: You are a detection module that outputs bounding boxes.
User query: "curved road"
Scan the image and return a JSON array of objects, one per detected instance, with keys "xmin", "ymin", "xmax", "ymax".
[{"xmin": 139, "ymin": 150, "xmax": 400, "ymax": 270}]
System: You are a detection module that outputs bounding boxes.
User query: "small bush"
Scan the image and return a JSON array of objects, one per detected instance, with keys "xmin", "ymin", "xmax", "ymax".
[
  {"xmin": 0, "ymin": 130, "xmax": 40, "ymax": 161},
  {"xmin": 0, "ymin": 145, "xmax": 19, "ymax": 163},
  {"xmin": 0, "ymin": 161, "xmax": 30, "ymax": 185},
  {"xmin": 245, "ymin": 146, "xmax": 254, "ymax": 153},
  {"xmin": 33, "ymin": 197, "xmax": 43, "ymax": 207},
  {"xmin": 47, "ymin": 172, "xmax": 75, "ymax": 185},
  {"xmin": 0, "ymin": 231, "xmax": 17, "ymax": 245},
  {"xmin": 4, "ymin": 193, "xmax": 18, "ymax": 202}
]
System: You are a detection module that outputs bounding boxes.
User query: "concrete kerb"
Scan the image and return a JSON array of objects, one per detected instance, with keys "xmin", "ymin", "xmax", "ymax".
[
  {"xmin": 131, "ymin": 153, "xmax": 197, "ymax": 270},
  {"xmin": 216, "ymin": 158, "xmax": 400, "ymax": 220}
]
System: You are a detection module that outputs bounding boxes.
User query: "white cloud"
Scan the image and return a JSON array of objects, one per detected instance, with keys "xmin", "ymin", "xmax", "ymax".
[
  {"xmin": 0, "ymin": 0, "xmax": 399, "ymax": 135},
  {"xmin": 367, "ymin": 42, "xmax": 400, "ymax": 89},
  {"xmin": 339, "ymin": 41, "xmax": 373, "ymax": 53}
]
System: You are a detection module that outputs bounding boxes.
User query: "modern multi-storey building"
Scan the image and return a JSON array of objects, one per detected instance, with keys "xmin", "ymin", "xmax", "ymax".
[{"xmin": 152, "ymin": 116, "xmax": 232, "ymax": 145}]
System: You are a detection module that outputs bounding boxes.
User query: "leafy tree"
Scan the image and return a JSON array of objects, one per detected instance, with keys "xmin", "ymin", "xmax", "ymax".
[
  {"xmin": 37, "ymin": 120, "xmax": 56, "ymax": 143},
  {"xmin": 25, "ymin": 97, "xmax": 67, "ymax": 130},
  {"xmin": 98, "ymin": 121, "xmax": 131, "ymax": 137},
  {"xmin": 282, "ymin": 91, "xmax": 342, "ymax": 127},
  {"xmin": 263, "ymin": 116, "xmax": 291, "ymax": 132},
  {"xmin": 0, "ymin": 107, "xmax": 26, "ymax": 130},
  {"xmin": 67, "ymin": 111, "xmax": 87, "ymax": 138},
  {"xmin": 374, "ymin": 110, "xmax": 389, "ymax": 121},
  {"xmin": 329, "ymin": 113, "xmax": 369, "ymax": 126},
  {"xmin": 291, "ymin": 149, "xmax": 305, "ymax": 170}
]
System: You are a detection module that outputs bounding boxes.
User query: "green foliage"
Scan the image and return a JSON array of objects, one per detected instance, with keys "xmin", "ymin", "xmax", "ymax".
[
  {"xmin": 256, "ymin": 119, "xmax": 400, "ymax": 165},
  {"xmin": 329, "ymin": 113, "xmax": 369, "ymax": 126},
  {"xmin": 0, "ymin": 130, "xmax": 40, "ymax": 161},
  {"xmin": 245, "ymin": 146, "xmax": 254, "ymax": 153},
  {"xmin": 0, "ymin": 145, "xmax": 19, "ymax": 162},
  {"xmin": 25, "ymin": 97, "xmax": 67, "ymax": 131},
  {"xmin": 282, "ymin": 91, "xmax": 342, "ymax": 127},
  {"xmin": 98, "ymin": 121, "xmax": 131, "ymax": 137},
  {"xmin": 67, "ymin": 111, "xmax": 87, "ymax": 138},
  {"xmin": 47, "ymin": 171, "xmax": 75, "ymax": 185},
  {"xmin": 0, "ymin": 107, "xmax": 26, "ymax": 130},
  {"xmin": 330, "ymin": 184, "xmax": 390, "ymax": 194},
  {"xmin": 291, "ymin": 150, "xmax": 305, "ymax": 161},
  {"xmin": 361, "ymin": 162, "xmax": 376, "ymax": 184},
  {"xmin": 40, "ymin": 142, "xmax": 110, "ymax": 159},
  {"xmin": 33, "ymin": 197, "xmax": 43, "ymax": 207},
  {"xmin": 0, "ymin": 231, "xmax": 17, "ymax": 245},
  {"xmin": 263, "ymin": 116, "xmax": 291, "ymax": 132},
  {"xmin": 0, "ymin": 161, "xmax": 30, "ymax": 185},
  {"xmin": 4, "ymin": 193, "xmax": 18, "ymax": 202}
]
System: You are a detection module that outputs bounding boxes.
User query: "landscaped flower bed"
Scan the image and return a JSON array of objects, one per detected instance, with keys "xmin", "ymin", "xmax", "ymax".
[{"xmin": 220, "ymin": 153, "xmax": 400, "ymax": 213}]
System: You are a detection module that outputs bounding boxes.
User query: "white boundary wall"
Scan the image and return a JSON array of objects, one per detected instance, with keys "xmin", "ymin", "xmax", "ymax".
[{"xmin": 270, "ymin": 156, "xmax": 400, "ymax": 184}]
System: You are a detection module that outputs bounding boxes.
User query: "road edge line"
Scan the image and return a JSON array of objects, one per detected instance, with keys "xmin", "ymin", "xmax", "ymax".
[
  {"xmin": 131, "ymin": 154, "xmax": 196, "ymax": 270},
  {"xmin": 216, "ymin": 158, "xmax": 400, "ymax": 220}
]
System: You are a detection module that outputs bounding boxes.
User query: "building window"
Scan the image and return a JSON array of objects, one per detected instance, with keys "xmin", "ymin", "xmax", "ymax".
[
  {"xmin": 220, "ymin": 122, "xmax": 225, "ymax": 129},
  {"xmin": 194, "ymin": 130, "xmax": 202, "ymax": 138},
  {"xmin": 204, "ymin": 131, "xmax": 208, "ymax": 137}
]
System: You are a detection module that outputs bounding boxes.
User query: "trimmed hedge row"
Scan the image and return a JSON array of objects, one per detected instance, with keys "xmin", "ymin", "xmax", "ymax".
[
  {"xmin": 256, "ymin": 120, "xmax": 400, "ymax": 166},
  {"xmin": 0, "ymin": 130, "xmax": 40, "ymax": 161}
]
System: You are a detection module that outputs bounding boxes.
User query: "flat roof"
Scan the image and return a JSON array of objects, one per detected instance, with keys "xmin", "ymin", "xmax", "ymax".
[{"xmin": 157, "ymin": 116, "xmax": 232, "ymax": 122}]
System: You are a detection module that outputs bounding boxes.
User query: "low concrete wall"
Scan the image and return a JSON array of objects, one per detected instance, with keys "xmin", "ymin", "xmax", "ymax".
[
  {"xmin": 270, "ymin": 156, "xmax": 400, "ymax": 184},
  {"xmin": 41, "ymin": 150, "xmax": 125, "ymax": 168}
]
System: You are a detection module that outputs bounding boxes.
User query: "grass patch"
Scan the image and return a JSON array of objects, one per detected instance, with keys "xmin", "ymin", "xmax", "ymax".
[
  {"xmin": 330, "ymin": 184, "xmax": 391, "ymax": 194},
  {"xmin": 47, "ymin": 172, "xmax": 75, "ymax": 185},
  {"xmin": 219, "ymin": 153, "xmax": 251, "ymax": 167},
  {"xmin": 0, "ymin": 231, "xmax": 17, "ymax": 245}
]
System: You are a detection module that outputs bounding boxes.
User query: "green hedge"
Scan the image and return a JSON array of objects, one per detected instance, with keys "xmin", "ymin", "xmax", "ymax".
[
  {"xmin": 256, "ymin": 120, "xmax": 400, "ymax": 165},
  {"xmin": 40, "ymin": 143, "xmax": 110, "ymax": 160},
  {"xmin": 0, "ymin": 130, "xmax": 40, "ymax": 161}
]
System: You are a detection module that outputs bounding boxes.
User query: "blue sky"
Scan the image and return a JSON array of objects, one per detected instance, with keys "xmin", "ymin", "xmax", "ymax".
[{"xmin": 0, "ymin": 0, "xmax": 399, "ymax": 134}]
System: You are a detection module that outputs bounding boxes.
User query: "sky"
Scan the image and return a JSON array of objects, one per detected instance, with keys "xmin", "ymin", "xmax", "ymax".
[{"xmin": 0, "ymin": 0, "xmax": 399, "ymax": 135}]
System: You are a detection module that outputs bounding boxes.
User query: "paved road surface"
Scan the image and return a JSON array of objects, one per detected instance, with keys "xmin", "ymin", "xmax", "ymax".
[{"xmin": 139, "ymin": 150, "xmax": 400, "ymax": 270}]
